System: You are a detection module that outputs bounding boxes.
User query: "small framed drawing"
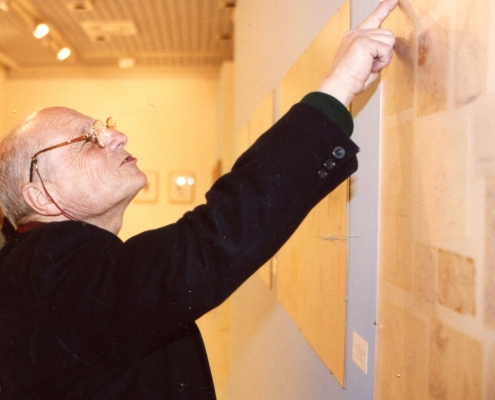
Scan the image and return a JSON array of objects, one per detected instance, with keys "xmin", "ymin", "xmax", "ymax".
[
  {"xmin": 134, "ymin": 170, "xmax": 159, "ymax": 203},
  {"xmin": 168, "ymin": 172, "xmax": 195, "ymax": 204}
]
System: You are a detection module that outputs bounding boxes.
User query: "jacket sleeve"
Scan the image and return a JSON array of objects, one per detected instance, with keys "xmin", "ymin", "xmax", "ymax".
[{"xmin": 31, "ymin": 99, "xmax": 359, "ymax": 367}]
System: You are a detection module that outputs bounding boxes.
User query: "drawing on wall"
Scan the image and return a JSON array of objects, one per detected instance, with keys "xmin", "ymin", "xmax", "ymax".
[
  {"xmin": 437, "ymin": 249, "xmax": 475, "ymax": 316},
  {"xmin": 412, "ymin": 242, "xmax": 437, "ymax": 313},
  {"xmin": 429, "ymin": 319, "xmax": 483, "ymax": 400},
  {"xmin": 380, "ymin": 122, "xmax": 415, "ymax": 292},
  {"xmin": 415, "ymin": 117, "xmax": 468, "ymax": 241},
  {"xmin": 398, "ymin": 0, "xmax": 450, "ymax": 117},
  {"xmin": 488, "ymin": 345, "xmax": 495, "ymax": 397},
  {"xmin": 474, "ymin": 94, "xmax": 495, "ymax": 176},
  {"xmin": 484, "ymin": 177, "xmax": 495, "ymax": 329},
  {"xmin": 454, "ymin": 0, "xmax": 488, "ymax": 106},
  {"xmin": 382, "ymin": 0, "xmax": 414, "ymax": 115},
  {"xmin": 375, "ymin": 300, "xmax": 428, "ymax": 400}
]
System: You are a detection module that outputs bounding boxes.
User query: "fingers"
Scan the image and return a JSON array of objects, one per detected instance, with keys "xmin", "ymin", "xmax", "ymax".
[
  {"xmin": 356, "ymin": 31, "xmax": 395, "ymax": 71},
  {"xmin": 347, "ymin": 28, "xmax": 396, "ymax": 60},
  {"xmin": 358, "ymin": 0, "xmax": 399, "ymax": 30},
  {"xmin": 371, "ymin": 41, "xmax": 395, "ymax": 72}
]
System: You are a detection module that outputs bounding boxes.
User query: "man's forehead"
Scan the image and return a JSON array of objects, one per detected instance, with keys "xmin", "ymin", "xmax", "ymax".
[
  {"xmin": 33, "ymin": 107, "xmax": 91, "ymax": 124},
  {"xmin": 22, "ymin": 107, "xmax": 93, "ymax": 139}
]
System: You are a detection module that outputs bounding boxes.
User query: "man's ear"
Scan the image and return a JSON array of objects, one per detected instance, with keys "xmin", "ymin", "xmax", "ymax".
[{"xmin": 21, "ymin": 183, "xmax": 61, "ymax": 216}]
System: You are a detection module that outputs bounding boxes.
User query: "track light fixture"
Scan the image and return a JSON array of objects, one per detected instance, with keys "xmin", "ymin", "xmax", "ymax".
[
  {"xmin": 9, "ymin": 0, "xmax": 72, "ymax": 61},
  {"xmin": 0, "ymin": 0, "xmax": 9, "ymax": 12},
  {"xmin": 57, "ymin": 47, "xmax": 71, "ymax": 61},
  {"xmin": 33, "ymin": 23, "xmax": 49, "ymax": 39}
]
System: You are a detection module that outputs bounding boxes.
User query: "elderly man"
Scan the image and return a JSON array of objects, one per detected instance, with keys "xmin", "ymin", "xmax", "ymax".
[{"xmin": 0, "ymin": 1, "xmax": 397, "ymax": 398}]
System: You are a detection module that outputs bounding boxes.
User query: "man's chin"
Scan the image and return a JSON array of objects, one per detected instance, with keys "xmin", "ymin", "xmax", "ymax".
[{"xmin": 130, "ymin": 172, "xmax": 149, "ymax": 199}]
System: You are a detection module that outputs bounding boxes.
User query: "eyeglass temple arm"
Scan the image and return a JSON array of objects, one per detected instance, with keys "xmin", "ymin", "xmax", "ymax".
[
  {"xmin": 33, "ymin": 167, "xmax": 79, "ymax": 221},
  {"xmin": 29, "ymin": 136, "xmax": 90, "ymax": 182}
]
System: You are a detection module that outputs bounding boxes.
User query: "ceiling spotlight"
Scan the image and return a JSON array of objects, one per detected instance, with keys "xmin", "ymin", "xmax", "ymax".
[
  {"xmin": 33, "ymin": 23, "xmax": 50, "ymax": 39},
  {"xmin": 0, "ymin": 0, "xmax": 9, "ymax": 12},
  {"xmin": 57, "ymin": 47, "xmax": 71, "ymax": 60}
]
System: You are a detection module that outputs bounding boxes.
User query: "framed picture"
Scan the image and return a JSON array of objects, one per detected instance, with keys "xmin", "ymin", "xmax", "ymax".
[
  {"xmin": 134, "ymin": 170, "xmax": 159, "ymax": 203},
  {"xmin": 168, "ymin": 172, "xmax": 195, "ymax": 204}
]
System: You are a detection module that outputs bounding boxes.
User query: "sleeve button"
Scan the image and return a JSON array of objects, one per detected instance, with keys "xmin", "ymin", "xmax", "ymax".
[
  {"xmin": 318, "ymin": 169, "xmax": 329, "ymax": 179},
  {"xmin": 324, "ymin": 159, "xmax": 336, "ymax": 170},
  {"xmin": 332, "ymin": 146, "xmax": 345, "ymax": 159}
]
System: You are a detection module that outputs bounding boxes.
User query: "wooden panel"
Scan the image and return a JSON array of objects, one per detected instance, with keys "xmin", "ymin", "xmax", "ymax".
[
  {"xmin": 277, "ymin": 0, "xmax": 350, "ymax": 387},
  {"xmin": 376, "ymin": 0, "xmax": 492, "ymax": 398}
]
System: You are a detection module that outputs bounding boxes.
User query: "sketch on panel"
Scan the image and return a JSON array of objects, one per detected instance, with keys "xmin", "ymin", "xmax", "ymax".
[
  {"xmin": 484, "ymin": 177, "xmax": 495, "ymax": 330},
  {"xmin": 437, "ymin": 249, "xmax": 475, "ymax": 316},
  {"xmin": 392, "ymin": 0, "xmax": 450, "ymax": 117},
  {"xmin": 375, "ymin": 300, "xmax": 429, "ymax": 400},
  {"xmin": 412, "ymin": 243, "xmax": 437, "ymax": 314},
  {"xmin": 454, "ymin": 0, "xmax": 488, "ymax": 106},
  {"xmin": 381, "ymin": 1, "xmax": 414, "ymax": 116},
  {"xmin": 429, "ymin": 319, "xmax": 483, "ymax": 400}
]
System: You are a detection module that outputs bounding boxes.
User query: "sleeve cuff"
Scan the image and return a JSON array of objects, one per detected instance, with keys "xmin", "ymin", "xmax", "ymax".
[{"xmin": 300, "ymin": 92, "xmax": 354, "ymax": 137}]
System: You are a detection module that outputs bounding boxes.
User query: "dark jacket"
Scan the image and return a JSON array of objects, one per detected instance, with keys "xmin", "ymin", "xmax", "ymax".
[{"xmin": 0, "ymin": 95, "xmax": 359, "ymax": 399}]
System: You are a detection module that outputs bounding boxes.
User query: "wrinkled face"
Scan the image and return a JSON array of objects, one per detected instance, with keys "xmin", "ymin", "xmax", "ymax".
[{"xmin": 32, "ymin": 107, "xmax": 147, "ymax": 221}]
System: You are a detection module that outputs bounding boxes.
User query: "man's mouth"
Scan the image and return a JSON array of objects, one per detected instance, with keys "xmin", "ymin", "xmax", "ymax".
[{"xmin": 121, "ymin": 155, "xmax": 137, "ymax": 166}]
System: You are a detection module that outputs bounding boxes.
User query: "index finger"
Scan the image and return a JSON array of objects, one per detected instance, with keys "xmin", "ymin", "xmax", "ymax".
[{"xmin": 358, "ymin": 0, "xmax": 399, "ymax": 29}]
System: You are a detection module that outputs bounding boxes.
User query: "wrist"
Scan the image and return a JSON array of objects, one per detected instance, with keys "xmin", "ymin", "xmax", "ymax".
[
  {"xmin": 300, "ymin": 92, "xmax": 354, "ymax": 137},
  {"xmin": 316, "ymin": 76, "xmax": 355, "ymax": 108}
]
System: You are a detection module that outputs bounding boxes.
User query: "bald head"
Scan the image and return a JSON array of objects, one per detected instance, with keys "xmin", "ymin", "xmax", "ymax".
[
  {"xmin": 0, "ymin": 106, "xmax": 146, "ymax": 233},
  {"xmin": 21, "ymin": 107, "xmax": 92, "ymax": 145},
  {"xmin": 0, "ymin": 107, "xmax": 91, "ymax": 226}
]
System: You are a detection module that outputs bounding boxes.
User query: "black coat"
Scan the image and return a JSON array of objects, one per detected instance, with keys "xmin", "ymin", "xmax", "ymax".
[{"xmin": 0, "ymin": 99, "xmax": 359, "ymax": 399}]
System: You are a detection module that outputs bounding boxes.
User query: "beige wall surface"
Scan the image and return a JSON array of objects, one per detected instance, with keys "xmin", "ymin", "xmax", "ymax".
[
  {"xmin": 2, "ymin": 73, "xmax": 218, "ymax": 240},
  {"xmin": 376, "ymin": 0, "xmax": 495, "ymax": 398}
]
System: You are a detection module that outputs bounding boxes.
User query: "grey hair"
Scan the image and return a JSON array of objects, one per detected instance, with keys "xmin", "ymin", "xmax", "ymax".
[{"xmin": 0, "ymin": 124, "xmax": 39, "ymax": 227}]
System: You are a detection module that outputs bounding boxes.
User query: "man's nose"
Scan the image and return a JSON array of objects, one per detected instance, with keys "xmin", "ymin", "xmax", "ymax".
[{"xmin": 105, "ymin": 128, "xmax": 128, "ymax": 151}]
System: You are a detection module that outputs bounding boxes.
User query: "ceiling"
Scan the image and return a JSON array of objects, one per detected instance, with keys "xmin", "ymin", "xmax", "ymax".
[{"xmin": 0, "ymin": 0, "xmax": 235, "ymax": 74}]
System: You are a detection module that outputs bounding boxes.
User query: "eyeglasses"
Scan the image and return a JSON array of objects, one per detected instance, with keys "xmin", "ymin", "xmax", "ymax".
[
  {"xmin": 29, "ymin": 117, "xmax": 116, "ymax": 183},
  {"xmin": 28, "ymin": 117, "xmax": 116, "ymax": 221}
]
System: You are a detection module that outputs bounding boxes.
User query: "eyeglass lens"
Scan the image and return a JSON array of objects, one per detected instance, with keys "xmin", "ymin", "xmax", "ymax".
[{"xmin": 92, "ymin": 117, "xmax": 116, "ymax": 148}]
